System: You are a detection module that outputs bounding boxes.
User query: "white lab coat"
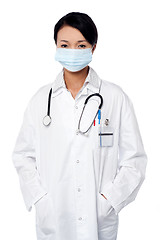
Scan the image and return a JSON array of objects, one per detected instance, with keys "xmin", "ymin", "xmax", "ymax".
[{"xmin": 12, "ymin": 66, "xmax": 147, "ymax": 240}]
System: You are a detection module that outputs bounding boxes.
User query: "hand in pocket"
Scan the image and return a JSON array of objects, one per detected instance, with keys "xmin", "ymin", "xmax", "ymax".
[
  {"xmin": 35, "ymin": 193, "xmax": 56, "ymax": 235},
  {"xmin": 99, "ymin": 193, "xmax": 114, "ymax": 216}
]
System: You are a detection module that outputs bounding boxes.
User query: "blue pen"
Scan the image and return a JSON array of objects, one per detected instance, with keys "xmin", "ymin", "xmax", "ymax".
[{"xmin": 98, "ymin": 109, "xmax": 102, "ymax": 147}]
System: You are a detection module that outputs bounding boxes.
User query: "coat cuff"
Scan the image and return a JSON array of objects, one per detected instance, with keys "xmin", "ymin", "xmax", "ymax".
[
  {"xmin": 100, "ymin": 180, "xmax": 132, "ymax": 215},
  {"xmin": 26, "ymin": 190, "xmax": 48, "ymax": 212}
]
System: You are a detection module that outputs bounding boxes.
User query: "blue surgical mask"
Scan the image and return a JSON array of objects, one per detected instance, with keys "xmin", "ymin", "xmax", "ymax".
[{"xmin": 54, "ymin": 47, "xmax": 93, "ymax": 72}]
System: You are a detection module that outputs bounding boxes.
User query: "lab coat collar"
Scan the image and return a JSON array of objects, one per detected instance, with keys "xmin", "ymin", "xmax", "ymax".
[{"xmin": 51, "ymin": 66, "xmax": 101, "ymax": 97}]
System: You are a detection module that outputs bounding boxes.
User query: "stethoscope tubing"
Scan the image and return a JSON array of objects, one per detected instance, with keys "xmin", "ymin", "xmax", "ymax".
[
  {"xmin": 43, "ymin": 79, "xmax": 103, "ymax": 131},
  {"xmin": 77, "ymin": 93, "xmax": 103, "ymax": 134},
  {"xmin": 47, "ymin": 88, "xmax": 52, "ymax": 117}
]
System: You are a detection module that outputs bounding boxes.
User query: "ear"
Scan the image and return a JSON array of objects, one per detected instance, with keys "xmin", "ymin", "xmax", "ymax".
[{"xmin": 92, "ymin": 44, "xmax": 97, "ymax": 54}]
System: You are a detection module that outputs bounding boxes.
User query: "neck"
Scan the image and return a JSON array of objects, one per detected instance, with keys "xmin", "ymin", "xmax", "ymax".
[{"xmin": 63, "ymin": 66, "xmax": 89, "ymax": 92}]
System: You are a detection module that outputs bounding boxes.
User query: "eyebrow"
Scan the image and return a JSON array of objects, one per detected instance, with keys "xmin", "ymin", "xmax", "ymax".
[{"xmin": 60, "ymin": 40, "xmax": 87, "ymax": 43}]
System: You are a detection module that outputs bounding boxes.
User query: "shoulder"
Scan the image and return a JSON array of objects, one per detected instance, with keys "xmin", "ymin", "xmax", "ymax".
[
  {"xmin": 26, "ymin": 82, "xmax": 53, "ymax": 111},
  {"xmin": 102, "ymin": 79, "xmax": 122, "ymax": 91},
  {"xmin": 101, "ymin": 78, "xmax": 133, "ymax": 106},
  {"xmin": 32, "ymin": 82, "xmax": 52, "ymax": 100},
  {"xmin": 101, "ymin": 78, "xmax": 124, "ymax": 96}
]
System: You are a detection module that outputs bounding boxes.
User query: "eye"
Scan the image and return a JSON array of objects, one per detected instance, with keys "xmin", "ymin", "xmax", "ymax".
[
  {"xmin": 61, "ymin": 44, "xmax": 68, "ymax": 48},
  {"xmin": 78, "ymin": 44, "xmax": 86, "ymax": 48}
]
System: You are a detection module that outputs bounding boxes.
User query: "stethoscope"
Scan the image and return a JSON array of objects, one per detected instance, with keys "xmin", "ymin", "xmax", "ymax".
[{"xmin": 43, "ymin": 80, "xmax": 103, "ymax": 134}]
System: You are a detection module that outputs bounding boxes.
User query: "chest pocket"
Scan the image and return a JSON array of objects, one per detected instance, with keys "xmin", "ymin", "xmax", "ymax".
[{"xmin": 98, "ymin": 125, "xmax": 114, "ymax": 147}]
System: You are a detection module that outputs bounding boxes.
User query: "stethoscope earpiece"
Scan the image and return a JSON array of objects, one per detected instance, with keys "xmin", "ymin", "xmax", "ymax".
[{"xmin": 43, "ymin": 115, "xmax": 52, "ymax": 126}]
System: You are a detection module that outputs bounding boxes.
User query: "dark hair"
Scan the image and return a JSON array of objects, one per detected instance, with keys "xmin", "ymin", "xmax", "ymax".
[{"xmin": 54, "ymin": 12, "xmax": 98, "ymax": 47}]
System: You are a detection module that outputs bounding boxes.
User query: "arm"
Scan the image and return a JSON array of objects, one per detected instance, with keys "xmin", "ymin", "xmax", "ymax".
[
  {"xmin": 101, "ymin": 91, "xmax": 148, "ymax": 215},
  {"xmin": 12, "ymin": 99, "xmax": 48, "ymax": 212}
]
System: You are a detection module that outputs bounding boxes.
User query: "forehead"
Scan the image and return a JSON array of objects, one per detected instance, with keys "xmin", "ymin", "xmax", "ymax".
[{"xmin": 57, "ymin": 25, "xmax": 86, "ymax": 42}]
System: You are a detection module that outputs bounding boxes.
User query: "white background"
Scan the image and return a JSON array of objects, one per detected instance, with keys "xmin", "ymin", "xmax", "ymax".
[{"xmin": 0, "ymin": 0, "xmax": 159, "ymax": 239}]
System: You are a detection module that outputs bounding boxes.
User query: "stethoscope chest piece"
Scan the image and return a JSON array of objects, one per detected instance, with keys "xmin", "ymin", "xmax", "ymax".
[{"xmin": 43, "ymin": 115, "xmax": 52, "ymax": 126}]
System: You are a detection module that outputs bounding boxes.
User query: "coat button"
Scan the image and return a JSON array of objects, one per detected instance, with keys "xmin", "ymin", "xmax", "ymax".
[
  {"xmin": 78, "ymin": 188, "xmax": 81, "ymax": 192},
  {"xmin": 76, "ymin": 160, "xmax": 79, "ymax": 163},
  {"xmin": 78, "ymin": 217, "xmax": 82, "ymax": 221},
  {"xmin": 75, "ymin": 105, "xmax": 78, "ymax": 109}
]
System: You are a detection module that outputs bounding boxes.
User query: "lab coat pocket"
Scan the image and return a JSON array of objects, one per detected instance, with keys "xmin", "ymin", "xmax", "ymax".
[
  {"xmin": 99, "ymin": 193, "xmax": 114, "ymax": 216},
  {"xmin": 35, "ymin": 193, "xmax": 56, "ymax": 235},
  {"xmin": 98, "ymin": 125, "xmax": 114, "ymax": 147}
]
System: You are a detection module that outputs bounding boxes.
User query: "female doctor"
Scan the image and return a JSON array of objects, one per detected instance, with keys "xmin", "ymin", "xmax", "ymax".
[{"xmin": 12, "ymin": 12, "xmax": 148, "ymax": 240}]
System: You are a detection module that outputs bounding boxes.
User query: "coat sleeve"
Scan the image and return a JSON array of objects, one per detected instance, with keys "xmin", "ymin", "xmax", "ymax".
[
  {"xmin": 12, "ymin": 99, "xmax": 48, "ymax": 212},
  {"xmin": 101, "ymin": 90, "xmax": 148, "ymax": 215}
]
